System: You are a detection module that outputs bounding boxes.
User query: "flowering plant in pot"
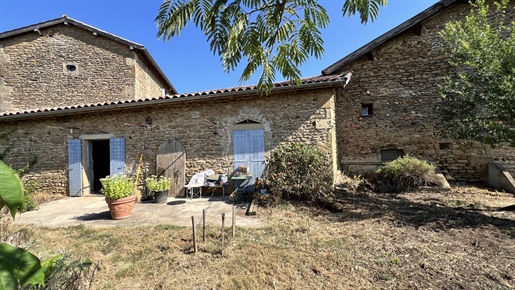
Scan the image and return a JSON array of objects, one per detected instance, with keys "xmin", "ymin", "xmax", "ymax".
[
  {"xmin": 145, "ymin": 175, "xmax": 171, "ymax": 203},
  {"xmin": 235, "ymin": 165, "xmax": 249, "ymax": 176},
  {"xmin": 100, "ymin": 174, "xmax": 137, "ymax": 219}
]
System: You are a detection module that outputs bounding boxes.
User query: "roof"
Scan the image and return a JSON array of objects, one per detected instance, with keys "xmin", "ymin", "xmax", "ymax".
[
  {"xmin": 0, "ymin": 74, "xmax": 350, "ymax": 121},
  {"xmin": 0, "ymin": 16, "xmax": 177, "ymax": 94},
  {"xmin": 322, "ymin": 0, "xmax": 461, "ymax": 75}
]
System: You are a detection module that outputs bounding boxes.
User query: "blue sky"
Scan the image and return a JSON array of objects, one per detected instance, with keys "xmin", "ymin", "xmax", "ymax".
[{"xmin": 0, "ymin": 0, "xmax": 439, "ymax": 94}]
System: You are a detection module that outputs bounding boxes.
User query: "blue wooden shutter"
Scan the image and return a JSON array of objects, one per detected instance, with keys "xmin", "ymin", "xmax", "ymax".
[
  {"xmin": 249, "ymin": 129, "xmax": 265, "ymax": 181},
  {"xmin": 233, "ymin": 130, "xmax": 247, "ymax": 172},
  {"xmin": 233, "ymin": 129, "xmax": 265, "ymax": 186},
  {"xmin": 68, "ymin": 139, "xmax": 82, "ymax": 197},
  {"xmin": 110, "ymin": 138, "xmax": 125, "ymax": 176}
]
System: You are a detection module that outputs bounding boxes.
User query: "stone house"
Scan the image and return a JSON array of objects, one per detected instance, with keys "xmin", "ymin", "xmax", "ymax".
[
  {"xmin": 1, "ymin": 0, "xmax": 515, "ymax": 197},
  {"xmin": 0, "ymin": 16, "xmax": 177, "ymax": 114},
  {"xmin": 0, "ymin": 74, "xmax": 345, "ymax": 196},
  {"xmin": 322, "ymin": 0, "xmax": 515, "ymax": 185},
  {"xmin": 0, "ymin": 17, "xmax": 346, "ymax": 196}
]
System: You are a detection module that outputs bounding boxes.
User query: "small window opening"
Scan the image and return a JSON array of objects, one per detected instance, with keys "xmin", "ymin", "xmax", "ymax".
[
  {"xmin": 380, "ymin": 149, "xmax": 404, "ymax": 162},
  {"xmin": 361, "ymin": 103, "xmax": 373, "ymax": 116},
  {"xmin": 66, "ymin": 64, "xmax": 76, "ymax": 72},
  {"xmin": 439, "ymin": 142, "xmax": 451, "ymax": 150}
]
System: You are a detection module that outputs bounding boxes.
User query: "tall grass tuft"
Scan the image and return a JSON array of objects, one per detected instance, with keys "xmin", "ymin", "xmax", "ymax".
[{"xmin": 372, "ymin": 155, "xmax": 444, "ymax": 193}]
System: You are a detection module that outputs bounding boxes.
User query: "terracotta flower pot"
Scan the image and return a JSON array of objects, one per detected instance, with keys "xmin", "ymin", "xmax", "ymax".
[{"xmin": 105, "ymin": 195, "xmax": 137, "ymax": 220}]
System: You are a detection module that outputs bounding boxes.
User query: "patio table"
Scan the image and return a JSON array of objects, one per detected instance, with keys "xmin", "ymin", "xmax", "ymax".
[{"xmin": 205, "ymin": 174, "xmax": 229, "ymax": 199}]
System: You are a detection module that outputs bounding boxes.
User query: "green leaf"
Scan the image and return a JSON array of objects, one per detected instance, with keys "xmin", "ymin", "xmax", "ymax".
[
  {"xmin": 343, "ymin": 0, "xmax": 387, "ymax": 24},
  {"xmin": 158, "ymin": 0, "xmax": 383, "ymax": 93},
  {"xmin": 0, "ymin": 243, "xmax": 44, "ymax": 288},
  {"xmin": 40, "ymin": 254, "xmax": 63, "ymax": 280},
  {"xmin": 0, "ymin": 160, "xmax": 24, "ymax": 219}
]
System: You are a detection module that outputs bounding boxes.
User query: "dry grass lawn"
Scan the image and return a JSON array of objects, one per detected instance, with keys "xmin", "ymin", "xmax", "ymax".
[{"xmin": 2, "ymin": 184, "xmax": 515, "ymax": 289}]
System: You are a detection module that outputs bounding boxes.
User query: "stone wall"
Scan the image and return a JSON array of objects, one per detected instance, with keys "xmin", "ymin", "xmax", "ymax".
[
  {"xmin": 134, "ymin": 52, "xmax": 166, "ymax": 98},
  {"xmin": 0, "ymin": 88, "xmax": 336, "ymax": 195},
  {"xmin": 0, "ymin": 25, "xmax": 166, "ymax": 114},
  {"xmin": 335, "ymin": 1, "xmax": 515, "ymax": 181}
]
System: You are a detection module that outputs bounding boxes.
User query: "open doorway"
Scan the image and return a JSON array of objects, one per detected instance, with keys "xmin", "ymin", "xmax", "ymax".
[{"xmin": 90, "ymin": 140, "xmax": 110, "ymax": 193}]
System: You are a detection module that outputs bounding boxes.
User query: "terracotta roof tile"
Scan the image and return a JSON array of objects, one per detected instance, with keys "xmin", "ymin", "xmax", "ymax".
[{"xmin": 0, "ymin": 74, "xmax": 349, "ymax": 120}]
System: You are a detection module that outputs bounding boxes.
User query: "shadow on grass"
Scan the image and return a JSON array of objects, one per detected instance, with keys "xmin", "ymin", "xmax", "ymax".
[{"xmin": 322, "ymin": 190, "xmax": 515, "ymax": 238}]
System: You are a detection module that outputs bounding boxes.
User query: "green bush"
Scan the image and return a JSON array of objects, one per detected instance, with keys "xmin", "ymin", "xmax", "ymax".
[
  {"xmin": 372, "ymin": 155, "xmax": 443, "ymax": 193},
  {"xmin": 266, "ymin": 143, "xmax": 333, "ymax": 202},
  {"xmin": 20, "ymin": 255, "xmax": 97, "ymax": 290},
  {"xmin": 100, "ymin": 174, "xmax": 135, "ymax": 199},
  {"xmin": 19, "ymin": 181, "xmax": 39, "ymax": 212},
  {"xmin": 145, "ymin": 175, "xmax": 171, "ymax": 193}
]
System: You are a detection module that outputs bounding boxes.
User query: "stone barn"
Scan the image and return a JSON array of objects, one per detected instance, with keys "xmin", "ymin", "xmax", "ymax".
[{"xmin": 322, "ymin": 0, "xmax": 515, "ymax": 188}]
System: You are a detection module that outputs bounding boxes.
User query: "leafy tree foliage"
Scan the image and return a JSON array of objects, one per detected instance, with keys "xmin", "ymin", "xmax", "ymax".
[
  {"xmin": 438, "ymin": 0, "xmax": 515, "ymax": 146},
  {"xmin": 156, "ymin": 0, "xmax": 386, "ymax": 93},
  {"xmin": 0, "ymin": 160, "xmax": 44, "ymax": 288}
]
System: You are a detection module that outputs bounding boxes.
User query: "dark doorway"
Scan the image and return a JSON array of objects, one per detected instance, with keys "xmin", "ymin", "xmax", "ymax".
[{"xmin": 91, "ymin": 140, "xmax": 110, "ymax": 193}]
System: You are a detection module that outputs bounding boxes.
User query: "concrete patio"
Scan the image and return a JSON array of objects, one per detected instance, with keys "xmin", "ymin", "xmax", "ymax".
[{"xmin": 12, "ymin": 195, "xmax": 267, "ymax": 228}]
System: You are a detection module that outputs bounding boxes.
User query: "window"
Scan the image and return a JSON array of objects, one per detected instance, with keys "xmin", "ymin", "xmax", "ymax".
[
  {"xmin": 63, "ymin": 62, "xmax": 79, "ymax": 75},
  {"xmin": 380, "ymin": 149, "xmax": 404, "ymax": 162},
  {"xmin": 361, "ymin": 103, "xmax": 373, "ymax": 116},
  {"xmin": 66, "ymin": 64, "xmax": 76, "ymax": 72},
  {"xmin": 439, "ymin": 142, "xmax": 451, "ymax": 150}
]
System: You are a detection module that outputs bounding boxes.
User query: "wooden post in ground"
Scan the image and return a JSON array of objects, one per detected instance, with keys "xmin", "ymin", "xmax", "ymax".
[
  {"xmin": 192, "ymin": 216, "xmax": 197, "ymax": 253},
  {"xmin": 202, "ymin": 209, "xmax": 206, "ymax": 242},
  {"xmin": 221, "ymin": 213, "xmax": 225, "ymax": 255},
  {"xmin": 232, "ymin": 206, "xmax": 236, "ymax": 238}
]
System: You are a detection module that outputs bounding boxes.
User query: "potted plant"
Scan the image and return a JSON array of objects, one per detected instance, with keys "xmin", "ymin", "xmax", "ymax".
[
  {"xmin": 100, "ymin": 174, "xmax": 137, "ymax": 219},
  {"xmin": 236, "ymin": 165, "xmax": 249, "ymax": 176},
  {"xmin": 145, "ymin": 175, "xmax": 171, "ymax": 204}
]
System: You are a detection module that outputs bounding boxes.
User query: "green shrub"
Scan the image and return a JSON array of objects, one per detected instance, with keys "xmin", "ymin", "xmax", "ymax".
[
  {"xmin": 19, "ymin": 181, "xmax": 39, "ymax": 212},
  {"xmin": 372, "ymin": 155, "xmax": 443, "ymax": 193},
  {"xmin": 145, "ymin": 175, "xmax": 171, "ymax": 193},
  {"xmin": 20, "ymin": 255, "xmax": 98, "ymax": 290},
  {"xmin": 266, "ymin": 143, "xmax": 333, "ymax": 202},
  {"xmin": 100, "ymin": 174, "xmax": 136, "ymax": 199}
]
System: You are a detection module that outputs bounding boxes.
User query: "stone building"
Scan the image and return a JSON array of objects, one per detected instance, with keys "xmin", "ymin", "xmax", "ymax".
[
  {"xmin": 0, "ymin": 76, "xmax": 344, "ymax": 196},
  {"xmin": 0, "ymin": 16, "xmax": 176, "ymax": 114},
  {"xmin": 1, "ymin": 0, "xmax": 514, "ymax": 197},
  {"xmin": 323, "ymin": 0, "xmax": 515, "ymax": 183},
  {"xmin": 0, "ymin": 19, "xmax": 345, "ymax": 197}
]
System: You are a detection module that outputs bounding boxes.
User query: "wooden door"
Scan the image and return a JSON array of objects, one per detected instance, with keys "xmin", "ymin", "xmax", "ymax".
[
  {"xmin": 156, "ymin": 139, "xmax": 186, "ymax": 197},
  {"xmin": 233, "ymin": 129, "xmax": 265, "ymax": 187}
]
